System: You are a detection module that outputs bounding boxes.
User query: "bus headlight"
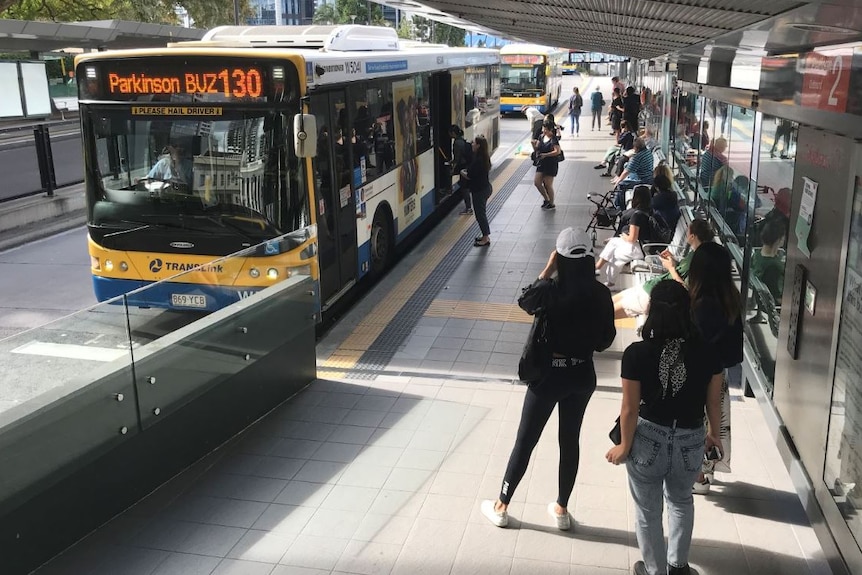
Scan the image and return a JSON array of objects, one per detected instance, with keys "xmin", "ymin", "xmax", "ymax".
[
  {"xmin": 266, "ymin": 268, "xmax": 279, "ymax": 280},
  {"xmin": 119, "ymin": 261, "xmax": 129, "ymax": 272},
  {"xmin": 90, "ymin": 256, "xmax": 100, "ymax": 271},
  {"xmin": 105, "ymin": 259, "xmax": 114, "ymax": 271},
  {"xmin": 249, "ymin": 268, "xmax": 260, "ymax": 278}
]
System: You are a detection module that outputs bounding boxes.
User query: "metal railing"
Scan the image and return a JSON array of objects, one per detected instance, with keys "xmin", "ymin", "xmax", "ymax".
[{"xmin": 0, "ymin": 118, "xmax": 83, "ymax": 203}]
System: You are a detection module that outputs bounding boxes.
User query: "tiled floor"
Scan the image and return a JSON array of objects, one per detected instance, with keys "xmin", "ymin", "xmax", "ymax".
[{"xmin": 35, "ymin": 113, "xmax": 833, "ymax": 575}]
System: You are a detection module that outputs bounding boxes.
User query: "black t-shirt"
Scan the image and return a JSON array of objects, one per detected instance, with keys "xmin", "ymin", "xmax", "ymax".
[
  {"xmin": 536, "ymin": 136, "xmax": 559, "ymax": 170},
  {"xmin": 622, "ymin": 338, "xmax": 722, "ymax": 423},
  {"xmin": 625, "ymin": 209, "xmax": 652, "ymax": 243},
  {"xmin": 520, "ymin": 278, "xmax": 616, "ymax": 359}
]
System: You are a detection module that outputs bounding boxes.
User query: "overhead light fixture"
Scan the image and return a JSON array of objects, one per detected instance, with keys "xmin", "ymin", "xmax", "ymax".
[{"xmin": 786, "ymin": 23, "xmax": 860, "ymax": 35}]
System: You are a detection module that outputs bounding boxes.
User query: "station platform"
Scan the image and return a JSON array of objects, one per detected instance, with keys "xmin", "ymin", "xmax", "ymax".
[{"xmin": 33, "ymin": 124, "xmax": 831, "ymax": 575}]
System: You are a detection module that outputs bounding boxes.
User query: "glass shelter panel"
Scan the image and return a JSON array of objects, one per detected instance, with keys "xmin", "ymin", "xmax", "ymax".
[
  {"xmin": 742, "ymin": 114, "xmax": 796, "ymax": 395},
  {"xmin": 824, "ymin": 178, "xmax": 862, "ymax": 550}
]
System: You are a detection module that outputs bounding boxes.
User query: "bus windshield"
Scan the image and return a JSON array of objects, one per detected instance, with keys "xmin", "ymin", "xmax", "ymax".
[
  {"xmin": 500, "ymin": 63, "xmax": 546, "ymax": 94},
  {"xmin": 84, "ymin": 109, "xmax": 308, "ymax": 240}
]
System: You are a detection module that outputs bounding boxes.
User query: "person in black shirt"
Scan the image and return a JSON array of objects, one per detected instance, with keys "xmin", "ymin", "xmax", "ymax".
[
  {"xmin": 606, "ymin": 280, "xmax": 723, "ymax": 575},
  {"xmin": 481, "ymin": 228, "xmax": 616, "ymax": 530},
  {"xmin": 688, "ymin": 242, "xmax": 743, "ymax": 495},
  {"xmin": 623, "ymin": 86, "xmax": 641, "ymax": 132},
  {"xmin": 449, "ymin": 125, "xmax": 473, "ymax": 215},
  {"xmin": 532, "ymin": 122, "xmax": 562, "ymax": 210},
  {"xmin": 595, "ymin": 185, "xmax": 651, "ymax": 288},
  {"xmin": 460, "ymin": 135, "xmax": 492, "ymax": 247}
]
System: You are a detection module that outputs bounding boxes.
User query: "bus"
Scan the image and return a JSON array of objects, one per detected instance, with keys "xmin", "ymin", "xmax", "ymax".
[
  {"xmin": 499, "ymin": 44, "xmax": 565, "ymax": 115},
  {"xmin": 562, "ymin": 50, "xmax": 584, "ymax": 75},
  {"xmin": 75, "ymin": 25, "xmax": 500, "ymax": 313}
]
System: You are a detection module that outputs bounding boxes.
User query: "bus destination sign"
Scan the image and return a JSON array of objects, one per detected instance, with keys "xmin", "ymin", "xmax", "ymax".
[{"xmin": 106, "ymin": 68, "xmax": 264, "ymax": 99}]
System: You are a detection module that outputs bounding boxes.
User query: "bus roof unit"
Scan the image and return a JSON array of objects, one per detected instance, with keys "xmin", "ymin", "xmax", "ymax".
[{"xmin": 193, "ymin": 25, "xmax": 400, "ymax": 52}]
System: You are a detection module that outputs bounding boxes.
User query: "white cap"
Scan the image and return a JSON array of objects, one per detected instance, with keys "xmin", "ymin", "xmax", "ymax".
[{"xmin": 555, "ymin": 227, "xmax": 594, "ymax": 259}]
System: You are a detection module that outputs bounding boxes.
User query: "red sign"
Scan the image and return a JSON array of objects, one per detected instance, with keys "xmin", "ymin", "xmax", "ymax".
[{"xmin": 799, "ymin": 50, "xmax": 851, "ymax": 113}]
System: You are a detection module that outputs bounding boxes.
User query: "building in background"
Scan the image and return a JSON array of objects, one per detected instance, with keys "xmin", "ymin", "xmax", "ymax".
[{"xmin": 248, "ymin": 0, "xmax": 315, "ymax": 25}]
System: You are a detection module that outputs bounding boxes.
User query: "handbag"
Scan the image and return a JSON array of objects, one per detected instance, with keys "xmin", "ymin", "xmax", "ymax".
[
  {"xmin": 517, "ymin": 279, "xmax": 552, "ymax": 384},
  {"xmin": 556, "ymin": 149, "xmax": 565, "ymax": 162},
  {"xmin": 518, "ymin": 312, "xmax": 550, "ymax": 384}
]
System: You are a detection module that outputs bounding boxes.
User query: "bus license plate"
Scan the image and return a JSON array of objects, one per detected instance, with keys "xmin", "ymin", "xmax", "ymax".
[{"xmin": 171, "ymin": 294, "xmax": 207, "ymax": 308}]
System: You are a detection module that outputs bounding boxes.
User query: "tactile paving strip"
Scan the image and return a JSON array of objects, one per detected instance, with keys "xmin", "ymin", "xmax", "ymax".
[{"xmin": 344, "ymin": 158, "xmax": 534, "ymax": 378}]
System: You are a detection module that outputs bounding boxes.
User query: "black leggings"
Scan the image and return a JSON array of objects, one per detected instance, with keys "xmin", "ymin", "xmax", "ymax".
[
  {"xmin": 471, "ymin": 185, "xmax": 491, "ymax": 236},
  {"xmin": 499, "ymin": 363, "xmax": 596, "ymax": 507}
]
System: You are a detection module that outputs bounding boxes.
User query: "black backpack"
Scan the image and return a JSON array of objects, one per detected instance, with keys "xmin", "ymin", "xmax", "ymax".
[{"xmin": 647, "ymin": 210, "xmax": 674, "ymax": 248}]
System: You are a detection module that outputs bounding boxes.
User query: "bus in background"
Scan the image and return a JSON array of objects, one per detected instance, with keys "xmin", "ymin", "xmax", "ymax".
[
  {"xmin": 76, "ymin": 25, "xmax": 500, "ymax": 314},
  {"xmin": 499, "ymin": 44, "xmax": 565, "ymax": 115},
  {"xmin": 562, "ymin": 50, "xmax": 585, "ymax": 75}
]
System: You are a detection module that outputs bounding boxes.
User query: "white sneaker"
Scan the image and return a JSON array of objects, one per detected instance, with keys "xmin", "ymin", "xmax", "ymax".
[
  {"xmin": 692, "ymin": 477, "xmax": 711, "ymax": 495},
  {"xmin": 481, "ymin": 500, "xmax": 508, "ymax": 527},
  {"xmin": 547, "ymin": 502, "xmax": 571, "ymax": 531}
]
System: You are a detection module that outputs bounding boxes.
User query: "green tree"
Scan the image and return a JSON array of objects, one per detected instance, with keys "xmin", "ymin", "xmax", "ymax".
[
  {"xmin": 334, "ymin": 0, "xmax": 384, "ymax": 25},
  {"xmin": 0, "ymin": 0, "xmax": 250, "ymax": 28},
  {"xmin": 312, "ymin": 3, "xmax": 342, "ymax": 24},
  {"xmin": 396, "ymin": 16, "xmax": 413, "ymax": 40},
  {"xmin": 411, "ymin": 16, "xmax": 464, "ymax": 47}
]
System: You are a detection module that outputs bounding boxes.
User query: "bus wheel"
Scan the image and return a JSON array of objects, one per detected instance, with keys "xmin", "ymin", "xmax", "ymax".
[{"xmin": 370, "ymin": 207, "xmax": 394, "ymax": 273}]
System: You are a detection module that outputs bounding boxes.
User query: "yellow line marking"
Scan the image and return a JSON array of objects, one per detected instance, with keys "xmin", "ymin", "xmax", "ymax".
[{"xmin": 317, "ymin": 159, "xmax": 526, "ymax": 370}]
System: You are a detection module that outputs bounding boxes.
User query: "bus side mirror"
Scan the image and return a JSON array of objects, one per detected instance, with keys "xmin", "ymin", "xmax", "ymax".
[{"xmin": 294, "ymin": 114, "xmax": 317, "ymax": 158}]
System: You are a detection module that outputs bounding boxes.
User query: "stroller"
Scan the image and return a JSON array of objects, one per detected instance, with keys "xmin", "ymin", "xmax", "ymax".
[{"xmin": 585, "ymin": 190, "xmax": 620, "ymax": 246}]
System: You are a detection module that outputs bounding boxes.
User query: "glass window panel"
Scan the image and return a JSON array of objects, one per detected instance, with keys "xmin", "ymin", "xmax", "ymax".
[
  {"xmin": 742, "ymin": 113, "xmax": 795, "ymax": 395},
  {"xmin": 824, "ymin": 177, "xmax": 862, "ymax": 545}
]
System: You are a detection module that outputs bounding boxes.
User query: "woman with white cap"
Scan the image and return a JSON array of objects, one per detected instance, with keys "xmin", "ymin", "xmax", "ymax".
[{"xmin": 481, "ymin": 228, "xmax": 616, "ymax": 530}]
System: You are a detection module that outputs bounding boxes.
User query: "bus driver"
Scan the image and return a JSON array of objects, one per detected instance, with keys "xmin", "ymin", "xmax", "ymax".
[{"xmin": 146, "ymin": 144, "xmax": 192, "ymax": 186}]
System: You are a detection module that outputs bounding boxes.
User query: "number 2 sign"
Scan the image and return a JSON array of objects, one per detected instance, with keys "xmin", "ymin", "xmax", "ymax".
[{"xmin": 800, "ymin": 51, "xmax": 851, "ymax": 113}]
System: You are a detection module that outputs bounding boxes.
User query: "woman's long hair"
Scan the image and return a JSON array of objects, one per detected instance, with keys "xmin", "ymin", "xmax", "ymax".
[
  {"xmin": 688, "ymin": 242, "xmax": 741, "ymax": 323},
  {"xmin": 642, "ymin": 280, "xmax": 692, "ymax": 399},
  {"xmin": 555, "ymin": 252, "xmax": 597, "ymax": 308},
  {"xmin": 473, "ymin": 135, "xmax": 491, "ymax": 172}
]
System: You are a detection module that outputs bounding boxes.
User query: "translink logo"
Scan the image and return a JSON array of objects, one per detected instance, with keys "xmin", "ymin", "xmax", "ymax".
[{"xmin": 148, "ymin": 260, "xmax": 224, "ymax": 274}]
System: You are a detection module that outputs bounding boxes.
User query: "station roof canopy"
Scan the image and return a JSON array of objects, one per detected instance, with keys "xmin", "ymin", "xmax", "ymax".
[
  {"xmin": 0, "ymin": 19, "xmax": 205, "ymax": 53},
  {"xmin": 379, "ymin": 0, "xmax": 862, "ymax": 62}
]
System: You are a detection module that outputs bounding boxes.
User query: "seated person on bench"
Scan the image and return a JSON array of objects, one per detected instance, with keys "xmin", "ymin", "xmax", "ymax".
[
  {"xmin": 750, "ymin": 218, "xmax": 787, "ymax": 301},
  {"xmin": 611, "ymin": 137, "xmax": 654, "ymax": 211},
  {"xmin": 594, "ymin": 120, "xmax": 634, "ymax": 175},
  {"xmin": 595, "ymin": 185, "xmax": 653, "ymax": 288},
  {"xmin": 611, "ymin": 219, "xmax": 714, "ymax": 319}
]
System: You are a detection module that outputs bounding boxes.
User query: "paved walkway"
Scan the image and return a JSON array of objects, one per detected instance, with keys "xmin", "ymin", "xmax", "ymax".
[{"xmin": 34, "ymin": 110, "xmax": 832, "ymax": 575}]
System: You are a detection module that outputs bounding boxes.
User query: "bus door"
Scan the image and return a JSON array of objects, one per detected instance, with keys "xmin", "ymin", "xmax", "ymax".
[
  {"xmin": 430, "ymin": 72, "xmax": 453, "ymax": 204},
  {"xmin": 310, "ymin": 91, "xmax": 358, "ymax": 304}
]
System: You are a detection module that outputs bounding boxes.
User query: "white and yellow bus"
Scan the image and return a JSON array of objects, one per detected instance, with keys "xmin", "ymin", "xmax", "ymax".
[
  {"xmin": 499, "ymin": 44, "xmax": 565, "ymax": 114},
  {"xmin": 76, "ymin": 25, "xmax": 500, "ymax": 313}
]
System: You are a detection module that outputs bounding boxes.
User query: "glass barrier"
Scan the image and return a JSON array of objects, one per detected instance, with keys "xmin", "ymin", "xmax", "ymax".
[
  {"xmin": 122, "ymin": 234, "xmax": 315, "ymax": 429},
  {"xmin": 742, "ymin": 114, "xmax": 796, "ymax": 396},
  {"xmin": 0, "ymin": 295, "xmax": 137, "ymax": 511},
  {"xmin": 0, "ymin": 295, "xmax": 134, "ymax": 418},
  {"xmin": 824, "ymin": 177, "xmax": 862, "ymax": 547},
  {"xmin": 0, "ymin": 230, "xmax": 317, "ymax": 509}
]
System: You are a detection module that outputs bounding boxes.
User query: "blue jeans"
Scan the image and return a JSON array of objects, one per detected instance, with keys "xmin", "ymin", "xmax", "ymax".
[
  {"xmin": 627, "ymin": 418, "xmax": 706, "ymax": 575},
  {"xmin": 570, "ymin": 111, "xmax": 580, "ymax": 134}
]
